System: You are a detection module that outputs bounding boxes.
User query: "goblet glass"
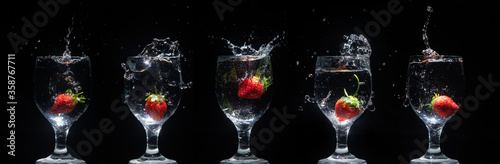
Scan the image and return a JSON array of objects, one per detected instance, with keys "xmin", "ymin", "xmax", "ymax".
[
  {"xmin": 34, "ymin": 56, "xmax": 92, "ymax": 164},
  {"xmin": 215, "ymin": 55, "xmax": 273, "ymax": 164},
  {"xmin": 314, "ymin": 56, "xmax": 372, "ymax": 164},
  {"xmin": 406, "ymin": 55, "xmax": 463, "ymax": 164},
  {"xmin": 123, "ymin": 56, "xmax": 183, "ymax": 164}
]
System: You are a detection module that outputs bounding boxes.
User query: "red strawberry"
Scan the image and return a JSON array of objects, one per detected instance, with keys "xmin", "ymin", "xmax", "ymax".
[
  {"xmin": 51, "ymin": 89, "xmax": 85, "ymax": 114},
  {"xmin": 238, "ymin": 76, "xmax": 265, "ymax": 99},
  {"xmin": 334, "ymin": 74, "xmax": 361, "ymax": 122},
  {"xmin": 145, "ymin": 87, "xmax": 167, "ymax": 121},
  {"xmin": 426, "ymin": 94, "xmax": 459, "ymax": 118},
  {"xmin": 335, "ymin": 97, "xmax": 360, "ymax": 121}
]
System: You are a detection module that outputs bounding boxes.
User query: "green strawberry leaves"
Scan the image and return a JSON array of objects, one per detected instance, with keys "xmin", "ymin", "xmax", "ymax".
[
  {"xmin": 424, "ymin": 93, "xmax": 440, "ymax": 114},
  {"xmin": 67, "ymin": 89, "xmax": 86, "ymax": 104},
  {"xmin": 340, "ymin": 74, "xmax": 361, "ymax": 108},
  {"xmin": 145, "ymin": 86, "xmax": 165, "ymax": 102},
  {"xmin": 254, "ymin": 73, "xmax": 272, "ymax": 90}
]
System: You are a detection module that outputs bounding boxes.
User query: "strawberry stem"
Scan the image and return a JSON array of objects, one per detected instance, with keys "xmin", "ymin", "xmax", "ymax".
[
  {"xmin": 353, "ymin": 74, "xmax": 360, "ymax": 97},
  {"xmin": 343, "ymin": 74, "xmax": 360, "ymax": 97},
  {"xmin": 66, "ymin": 89, "xmax": 86, "ymax": 104}
]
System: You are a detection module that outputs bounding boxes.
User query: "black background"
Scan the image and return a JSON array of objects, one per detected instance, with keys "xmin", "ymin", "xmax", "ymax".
[{"xmin": 3, "ymin": 0, "xmax": 500, "ymax": 163}]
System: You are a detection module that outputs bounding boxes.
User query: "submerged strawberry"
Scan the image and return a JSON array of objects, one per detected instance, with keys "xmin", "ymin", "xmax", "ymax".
[
  {"xmin": 425, "ymin": 94, "xmax": 459, "ymax": 118},
  {"xmin": 238, "ymin": 75, "xmax": 271, "ymax": 99},
  {"xmin": 51, "ymin": 89, "xmax": 85, "ymax": 114},
  {"xmin": 335, "ymin": 74, "xmax": 361, "ymax": 121},
  {"xmin": 238, "ymin": 76, "xmax": 264, "ymax": 99},
  {"xmin": 145, "ymin": 87, "xmax": 167, "ymax": 121}
]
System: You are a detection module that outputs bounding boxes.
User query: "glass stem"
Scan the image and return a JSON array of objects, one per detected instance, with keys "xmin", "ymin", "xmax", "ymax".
[
  {"xmin": 233, "ymin": 127, "xmax": 255, "ymax": 160},
  {"xmin": 425, "ymin": 125, "xmax": 444, "ymax": 156},
  {"xmin": 51, "ymin": 126, "xmax": 70, "ymax": 158},
  {"xmin": 143, "ymin": 126, "xmax": 163, "ymax": 158},
  {"xmin": 333, "ymin": 126, "xmax": 351, "ymax": 157}
]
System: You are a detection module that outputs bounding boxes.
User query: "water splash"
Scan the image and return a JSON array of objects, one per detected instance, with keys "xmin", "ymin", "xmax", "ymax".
[
  {"xmin": 139, "ymin": 38, "xmax": 181, "ymax": 57},
  {"xmin": 339, "ymin": 34, "xmax": 372, "ymax": 57},
  {"xmin": 54, "ymin": 27, "xmax": 74, "ymax": 64},
  {"xmin": 422, "ymin": 6, "xmax": 440, "ymax": 57},
  {"xmin": 319, "ymin": 90, "xmax": 333, "ymax": 108},
  {"xmin": 223, "ymin": 34, "xmax": 283, "ymax": 57},
  {"xmin": 122, "ymin": 38, "xmax": 191, "ymax": 89},
  {"xmin": 63, "ymin": 27, "xmax": 72, "ymax": 57}
]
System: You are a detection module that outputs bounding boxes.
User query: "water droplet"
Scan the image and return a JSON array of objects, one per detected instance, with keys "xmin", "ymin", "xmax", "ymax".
[
  {"xmin": 366, "ymin": 105, "xmax": 376, "ymax": 112},
  {"xmin": 296, "ymin": 61, "xmax": 300, "ymax": 65},
  {"xmin": 382, "ymin": 62, "xmax": 386, "ymax": 66},
  {"xmin": 403, "ymin": 97, "xmax": 410, "ymax": 107},
  {"xmin": 322, "ymin": 18, "xmax": 326, "ymax": 22},
  {"xmin": 181, "ymin": 81, "xmax": 193, "ymax": 90},
  {"xmin": 304, "ymin": 95, "xmax": 316, "ymax": 104}
]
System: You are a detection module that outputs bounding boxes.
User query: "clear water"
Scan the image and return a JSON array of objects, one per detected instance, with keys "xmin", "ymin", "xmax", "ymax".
[
  {"xmin": 215, "ymin": 56, "xmax": 273, "ymax": 130},
  {"xmin": 406, "ymin": 60, "xmax": 464, "ymax": 126},
  {"xmin": 314, "ymin": 69, "xmax": 372, "ymax": 128},
  {"xmin": 123, "ymin": 56, "xmax": 183, "ymax": 127},
  {"xmin": 33, "ymin": 56, "xmax": 91, "ymax": 129}
]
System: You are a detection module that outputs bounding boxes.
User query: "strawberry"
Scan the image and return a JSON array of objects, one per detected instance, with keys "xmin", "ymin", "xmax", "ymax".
[
  {"xmin": 425, "ymin": 94, "xmax": 459, "ymax": 118},
  {"xmin": 335, "ymin": 74, "xmax": 361, "ymax": 121},
  {"xmin": 238, "ymin": 76, "xmax": 264, "ymax": 99},
  {"xmin": 145, "ymin": 87, "xmax": 167, "ymax": 121},
  {"xmin": 51, "ymin": 89, "xmax": 85, "ymax": 114}
]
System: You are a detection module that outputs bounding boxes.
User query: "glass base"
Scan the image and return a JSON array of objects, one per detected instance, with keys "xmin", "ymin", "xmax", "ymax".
[
  {"xmin": 410, "ymin": 155, "xmax": 459, "ymax": 164},
  {"xmin": 36, "ymin": 155, "xmax": 85, "ymax": 164},
  {"xmin": 220, "ymin": 157, "xmax": 269, "ymax": 164},
  {"xmin": 129, "ymin": 155, "xmax": 177, "ymax": 164},
  {"xmin": 318, "ymin": 155, "xmax": 366, "ymax": 164}
]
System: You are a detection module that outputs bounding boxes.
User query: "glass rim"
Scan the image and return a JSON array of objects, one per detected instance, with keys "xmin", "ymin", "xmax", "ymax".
[
  {"xmin": 217, "ymin": 55, "xmax": 270, "ymax": 58},
  {"xmin": 217, "ymin": 55, "xmax": 270, "ymax": 60},
  {"xmin": 36, "ymin": 55, "xmax": 90, "ymax": 59},
  {"xmin": 408, "ymin": 55, "xmax": 463, "ymax": 63},
  {"xmin": 316, "ymin": 55, "xmax": 370, "ymax": 59},
  {"xmin": 409, "ymin": 55, "xmax": 462, "ymax": 58},
  {"xmin": 126, "ymin": 55, "xmax": 180, "ymax": 60}
]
